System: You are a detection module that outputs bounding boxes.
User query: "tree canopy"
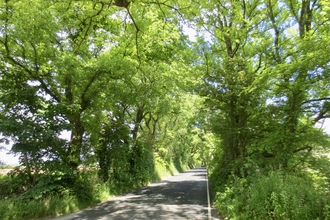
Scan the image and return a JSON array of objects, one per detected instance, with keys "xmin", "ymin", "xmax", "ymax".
[{"xmin": 0, "ymin": 0, "xmax": 330, "ymax": 210}]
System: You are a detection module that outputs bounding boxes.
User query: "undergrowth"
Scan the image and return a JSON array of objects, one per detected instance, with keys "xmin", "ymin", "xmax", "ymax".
[{"xmin": 212, "ymin": 156, "xmax": 330, "ymax": 220}]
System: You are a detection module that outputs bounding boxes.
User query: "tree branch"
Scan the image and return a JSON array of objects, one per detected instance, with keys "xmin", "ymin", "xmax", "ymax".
[
  {"xmin": 302, "ymin": 97, "xmax": 330, "ymax": 104},
  {"xmin": 81, "ymin": 71, "xmax": 102, "ymax": 111},
  {"xmin": 292, "ymin": 145, "xmax": 312, "ymax": 153}
]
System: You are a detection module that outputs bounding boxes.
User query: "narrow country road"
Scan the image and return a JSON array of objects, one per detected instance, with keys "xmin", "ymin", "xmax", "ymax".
[{"xmin": 52, "ymin": 167, "xmax": 221, "ymax": 220}]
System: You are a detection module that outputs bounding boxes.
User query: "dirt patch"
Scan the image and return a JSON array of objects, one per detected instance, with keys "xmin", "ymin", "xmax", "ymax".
[{"xmin": 0, "ymin": 169, "xmax": 12, "ymax": 175}]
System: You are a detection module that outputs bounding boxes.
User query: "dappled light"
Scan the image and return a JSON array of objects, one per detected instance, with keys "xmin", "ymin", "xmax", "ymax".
[{"xmin": 52, "ymin": 168, "xmax": 218, "ymax": 220}]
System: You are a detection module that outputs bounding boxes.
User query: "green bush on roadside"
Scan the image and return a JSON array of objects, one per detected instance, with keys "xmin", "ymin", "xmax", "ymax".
[{"xmin": 214, "ymin": 170, "xmax": 330, "ymax": 220}]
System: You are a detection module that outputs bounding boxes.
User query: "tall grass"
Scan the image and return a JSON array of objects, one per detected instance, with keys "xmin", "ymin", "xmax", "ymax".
[{"xmin": 0, "ymin": 195, "xmax": 79, "ymax": 220}]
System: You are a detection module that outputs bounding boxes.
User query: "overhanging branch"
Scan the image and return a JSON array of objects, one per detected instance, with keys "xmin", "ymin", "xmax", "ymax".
[{"xmin": 302, "ymin": 97, "xmax": 330, "ymax": 104}]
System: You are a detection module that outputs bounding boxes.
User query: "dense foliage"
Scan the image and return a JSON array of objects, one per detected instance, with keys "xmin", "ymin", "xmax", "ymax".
[{"xmin": 0, "ymin": 0, "xmax": 330, "ymax": 219}]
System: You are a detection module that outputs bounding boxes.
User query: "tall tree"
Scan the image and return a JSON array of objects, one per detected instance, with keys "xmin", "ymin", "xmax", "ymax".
[{"xmin": 192, "ymin": 0, "xmax": 269, "ymax": 177}]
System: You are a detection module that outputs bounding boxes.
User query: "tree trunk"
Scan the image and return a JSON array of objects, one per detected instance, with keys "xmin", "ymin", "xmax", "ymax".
[
  {"xmin": 66, "ymin": 115, "xmax": 84, "ymax": 169},
  {"xmin": 23, "ymin": 152, "xmax": 34, "ymax": 184}
]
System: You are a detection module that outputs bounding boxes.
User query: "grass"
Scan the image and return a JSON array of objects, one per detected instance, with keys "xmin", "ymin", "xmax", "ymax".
[
  {"xmin": 0, "ymin": 195, "xmax": 81, "ymax": 220},
  {"xmin": 0, "ymin": 174, "xmax": 10, "ymax": 182}
]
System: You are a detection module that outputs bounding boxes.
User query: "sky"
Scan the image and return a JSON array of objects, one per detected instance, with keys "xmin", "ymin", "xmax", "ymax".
[
  {"xmin": 0, "ymin": 131, "xmax": 71, "ymax": 166},
  {"xmin": 0, "ymin": 149, "xmax": 19, "ymax": 166}
]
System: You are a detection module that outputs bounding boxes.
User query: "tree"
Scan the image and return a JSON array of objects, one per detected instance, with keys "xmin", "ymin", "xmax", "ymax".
[
  {"xmin": 0, "ymin": 0, "xmax": 198, "ymax": 176},
  {"xmin": 260, "ymin": 0, "xmax": 330, "ymax": 168},
  {"xmin": 191, "ymin": 0, "xmax": 269, "ymax": 178},
  {"xmin": 0, "ymin": 0, "xmax": 121, "ymax": 169},
  {"xmin": 190, "ymin": 0, "xmax": 330, "ymax": 179}
]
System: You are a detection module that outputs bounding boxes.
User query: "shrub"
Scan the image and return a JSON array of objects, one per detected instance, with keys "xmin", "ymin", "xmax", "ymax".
[{"xmin": 19, "ymin": 173, "xmax": 74, "ymax": 201}]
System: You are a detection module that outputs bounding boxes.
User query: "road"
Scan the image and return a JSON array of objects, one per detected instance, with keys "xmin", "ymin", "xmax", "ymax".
[{"xmin": 52, "ymin": 167, "xmax": 221, "ymax": 220}]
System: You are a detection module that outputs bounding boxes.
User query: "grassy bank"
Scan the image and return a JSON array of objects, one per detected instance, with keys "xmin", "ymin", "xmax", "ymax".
[{"xmin": 0, "ymin": 158, "xmax": 190, "ymax": 220}]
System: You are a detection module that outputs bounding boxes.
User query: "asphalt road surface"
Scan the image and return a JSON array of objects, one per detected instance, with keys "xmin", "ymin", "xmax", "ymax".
[{"xmin": 53, "ymin": 167, "xmax": 221, "ymax": 220}]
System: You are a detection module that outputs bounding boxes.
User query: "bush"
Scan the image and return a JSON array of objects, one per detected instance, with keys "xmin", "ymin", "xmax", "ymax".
[
  {"xmin": 215, "ymin": 170, "xmax": 330, "ymax": 219},
  {"xmin": 128, "ymin": 141, "xmax": 155, "ymax": 186},
  {"xmin": 19, "ymin": 173, "xmax": 74, "ymax": 201},
  {"xmin": 0, "ymin": 168, "xmax": 34, "ymax": 200},
  {"xmin": 72, "ymin": 171, "xmax": 101, "ymax": 204}
]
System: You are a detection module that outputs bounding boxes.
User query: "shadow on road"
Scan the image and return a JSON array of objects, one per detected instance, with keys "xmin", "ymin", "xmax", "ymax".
[{"xmin": 53, "ymin": 168, "xmax": 220, "ymax": 220}]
